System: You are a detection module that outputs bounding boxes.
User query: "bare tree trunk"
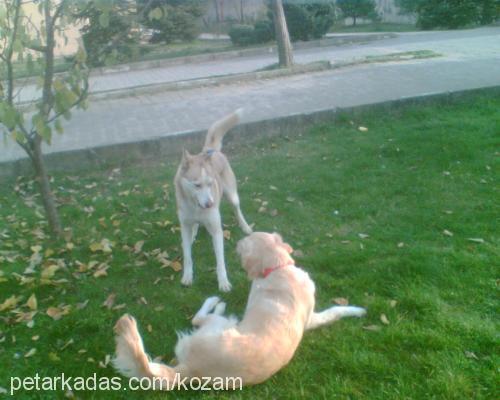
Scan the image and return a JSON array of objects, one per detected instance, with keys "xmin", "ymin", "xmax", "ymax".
[
  {"xmin": 32, "ymin": 137, "xmax": 62, "ymax": 236},
  {"xmin": 353, "ymin": 15, "xmax": 357, "ymax": 26},
  {"xmin": 213, "ymin": 0, "xmax": 220, "ymax": 23},
  {"xmin": 240, "ymin": 0, "xmax": 244, "ymax": 23},
  {"xmin": 272, "ymin": 0, "xmax": 294, "ymax": 68}
]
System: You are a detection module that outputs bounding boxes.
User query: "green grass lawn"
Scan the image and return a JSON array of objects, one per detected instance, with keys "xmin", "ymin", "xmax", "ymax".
[{"xmin": 0, "ymin": 94, "xmax": 498, "ymax": 399}]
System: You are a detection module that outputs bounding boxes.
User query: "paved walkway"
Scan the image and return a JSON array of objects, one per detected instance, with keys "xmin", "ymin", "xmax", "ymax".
[{"xmin": 2, "ymin": 27, "xmax": 500, "ymax": 162}]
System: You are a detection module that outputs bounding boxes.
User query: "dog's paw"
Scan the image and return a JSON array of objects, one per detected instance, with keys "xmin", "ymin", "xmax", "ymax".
[
  {"xmin": 218, "ymin": 280, "xmax": 232, "ymax": 292},
  {"xmin": 204, "ymin": 296, "xmax": 221, "ymax": 309},
  {"xmin": 241, "ymin": 224, "xmax": 253, "ymax": 235},
  {"xmin": 214, "ymin": 302, "xmax": 226, "ymax": 315},
  {"xmin": 181, "ymin": 274, "xmax": 193, "ymax": 287},
  {"xmin": 114, "ymin": 314, "xmax": 136, "ymax": 335}
]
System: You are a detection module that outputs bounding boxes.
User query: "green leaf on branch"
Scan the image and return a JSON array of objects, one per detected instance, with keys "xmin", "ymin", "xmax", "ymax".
[
  {"xmin": 98, "ymin": 12, "xmax": 110, "ymax": 28},
  {"xmin": 149, "ymin": 7, "xmax": 164, "ymax": 21},
  {"xmin": 54, "ymin": 119, "xmax": 64, "ymax": 135},
  {"xmin": 11, "ymin": 130, "xmax": 27, "ymax": 144}
]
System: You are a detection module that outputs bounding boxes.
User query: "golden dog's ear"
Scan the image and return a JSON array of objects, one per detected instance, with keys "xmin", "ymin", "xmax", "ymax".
[
  {"xmin": 272, "ymin": 232, "xmax": 293, "ymax": 254},
  {"xmin": 181, "ymin": 149, "xmax": 192, "ymax": 169}
]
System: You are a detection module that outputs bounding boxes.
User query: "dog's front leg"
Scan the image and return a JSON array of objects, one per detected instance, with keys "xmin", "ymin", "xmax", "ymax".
[
  {"xmin": 180, "ymin": 221, "xmax": 194, "ymax": 286},
  {"xmin": 206, "ymin": 213, "xmax": 231, "ymax": 292}
]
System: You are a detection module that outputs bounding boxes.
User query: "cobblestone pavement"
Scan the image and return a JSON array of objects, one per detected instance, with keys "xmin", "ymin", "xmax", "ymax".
[{"xmin": 2, "ymin": 27, "xmax": 499, "ymax": 162}]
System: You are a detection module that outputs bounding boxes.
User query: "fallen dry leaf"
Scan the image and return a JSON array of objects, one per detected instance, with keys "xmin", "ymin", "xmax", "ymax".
[
  {"xmin": 46, "ymin": 305, "xmax": 71, "ymax": 321},
  {"xmin": 464, "ymin": 351, "xmax": 479, "ymax": 360},
  {"xmin": 102, "ymin": 294, "xmax": 116, "ymax": 310},
  {"xmin": 0, "ymin": 295, "xmax": 21, "ymax": 312},
  {"xmin": 467, "ymin": 238, "xmax": 485, "ymax": 244},
  {"xmin": 147, "ymin": 324, "xmax": 153, "ymax": 333},
  {"xmin": 223, "ymin": 230, "xmax": 231, "ymax": 240},
  {"xmin": 32, "ymin": 335, "xmax": 40, "ymax": 341},
  {"xmin": 358, "ymin": 126, "xmax": 368, "ymax": 132},
  {"xmin": 89, "ymin": 239, "xmax": 113, "ymax": 253},
  {"xmin": 93, "ymin": 264, "xmax": 109, "ymax": 278},
  {"xmin": 358, "ymin": 233, "xmax": 369, "ymax": 239},
  {"xmin": 362, "ymin": 325, "xmax": 382, "ymax": 332},
  {"xmin": 134, "ymin": 240, "xmax": 145, "ymax": 254},
  {"xmin": 99, "ymin": 354, "xmax": 111, "ymax": 368},
  {"xmin": 333, "ymin": 297, "xmax": 349, "ymax": 306},
  {"xmin": 443, "ymin": 229, "xmax": 453, "ymax": 237},
  {"xmin": 41, "ymin": 264, "xmax": 60, "ymax": 280},
  {"xmin": 171, "ymin": 261, "xmax": 182, "ymax": 272},
  {"xmin": 380, "ymin": 314, "xmax": 390, "ymax": 325},
  {"xmin": 24, "ymin": 348, "xmax": 37, "ymax": 358},
  {"xmin": 76, "ymin": 300, "xmax": 89, "ymax": 310},
  {"xmin": 270, "ymin": 209, "xmax": 279, "ymax": 217},
  {"xmin": 60, "ymin": 338, "xmax": 74, "ymax": 350},
  {"xmin": 26, "ymin": 294, "xmax": 38, "ymax": 311},
  {"xmin": 389, "ymin": 300, "xmax": 397, "ymax": 308}
]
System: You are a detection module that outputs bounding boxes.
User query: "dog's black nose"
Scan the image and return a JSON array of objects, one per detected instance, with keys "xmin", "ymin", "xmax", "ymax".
[{"xmin": 202, "ymin": 200, "xmax": 214, "ymax": 209}]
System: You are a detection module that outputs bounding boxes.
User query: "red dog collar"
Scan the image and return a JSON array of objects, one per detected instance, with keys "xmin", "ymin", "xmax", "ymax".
[{"xmin": 262, "ymin": 265, "xmax": 286, "ymax": 278}]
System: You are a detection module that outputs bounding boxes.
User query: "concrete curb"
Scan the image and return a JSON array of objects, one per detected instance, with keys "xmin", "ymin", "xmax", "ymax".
[
  {"xmin": 90, "ymin": 61, "xmax": 332, "ymax": 102},
  {"xmin": 1, "ymin": 86, "xmax": 498, "ymax": 181},
  {"xmin": 92, "ymin": 33, "xmax": 395, "ymax": 76}
]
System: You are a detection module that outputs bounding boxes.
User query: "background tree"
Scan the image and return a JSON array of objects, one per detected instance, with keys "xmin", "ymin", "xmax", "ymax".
[
  {"xmin": 271, "ymin": 0, "xmax": 294, "ymax": 67},
  {"xmin": 77, "ymin": 0, "xmax": 139, "ymax": 67},
  {"xmin": 396, "ymin": 0, "xmax": 499, "ymax": 29},
  {"xmin": 0, "ymin": 0, "xmax": 89, "ymax": 237},
  {"xmin": 337, "ymin": 0, "xmax": 377, "ymax": 26},
  {"xmin": 137, "ymin": 0, "xmax": 203, "ymax": 44}
]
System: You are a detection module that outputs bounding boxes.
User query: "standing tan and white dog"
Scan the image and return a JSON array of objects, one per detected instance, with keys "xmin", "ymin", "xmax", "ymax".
[
  {"xmin": 174, "ymin": 109, "xmax": 252, "ymax": 292},
  {"xmin": 112, "ymin": 232, "xmax": 366, "ymax": 389}
]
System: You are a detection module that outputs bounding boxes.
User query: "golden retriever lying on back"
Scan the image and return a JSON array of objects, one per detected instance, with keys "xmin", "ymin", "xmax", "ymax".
[{"xmin": 113, "ymin": 232, "xmax": 366, "ymax": 389}]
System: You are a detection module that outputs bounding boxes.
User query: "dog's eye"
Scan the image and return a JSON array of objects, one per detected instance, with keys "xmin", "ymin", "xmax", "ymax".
[{"xmin": 194, "ymin": 183, "xmax": 202, "ymax": 189}]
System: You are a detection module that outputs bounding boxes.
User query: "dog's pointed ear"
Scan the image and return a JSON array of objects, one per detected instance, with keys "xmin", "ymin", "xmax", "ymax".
[
  {"xmin": 181, "ymin": 149, "xmax": 192, "ymax": 169},
  {"xmin": 273, "ymin": 232, "xmax": 293, "ymax": 254}
]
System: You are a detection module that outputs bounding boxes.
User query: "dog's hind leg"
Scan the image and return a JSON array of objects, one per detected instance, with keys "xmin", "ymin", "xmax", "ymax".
[
  {"xmin": 306, "ymin": 306, "xmax": 366, "ymax": 330},
  {"xmin": 222, "ymin": 168, "xmax": 252, "ymax": 235},
  {"xmin": 180, "ymin": 221, "xmax": 195, "ymax": 286}
]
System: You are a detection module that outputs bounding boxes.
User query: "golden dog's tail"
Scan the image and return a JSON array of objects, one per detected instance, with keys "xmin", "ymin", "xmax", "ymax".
[
  {"xmin": 112, "ymin": 314, "xmax": 179, "ymax": 390},
  {"xmin": 203, "ymin": 108, "xmax": 243, "ymax": 152}
]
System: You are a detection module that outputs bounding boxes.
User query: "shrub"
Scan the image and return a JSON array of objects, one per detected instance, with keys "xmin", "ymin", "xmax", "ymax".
[
  {"xmin": 306, "ymin": 2, "xmax": 337, "ymax": 39},
  {"xmin": 280, "ymin": 1, "xmax": 336, "ymax": 42},
  {"xmin": 139, "ymin": 1, "xmax": 202, "ymax": 44},
  {"xmin": 282, "ymin": 3, "xmax": 312, "ymax": 41},
  {"xmin": 229, "ymin": 25, "xmax": 256, "ymax": 46},
  {"xmin": 253, "ymin": 19, "xmax": 275, "ymax": 43},
  {"xmin": 396, "ymin": 0, "xmax": 499, "ymax": 29}
]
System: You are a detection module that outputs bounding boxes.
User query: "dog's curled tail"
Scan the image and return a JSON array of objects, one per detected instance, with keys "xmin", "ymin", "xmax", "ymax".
[
  {"xmin": 203, "ymin": 108, "xmax": 243, "ymax": 152},
  {"xmin": 112, "ymin": 314, "xmax": 178, "ymax": 390}
]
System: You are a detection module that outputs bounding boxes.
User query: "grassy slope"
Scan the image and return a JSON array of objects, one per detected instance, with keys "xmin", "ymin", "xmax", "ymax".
[{"xmin": 0, "ymin": 94, "xmax": 498, "ymax": 399}]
